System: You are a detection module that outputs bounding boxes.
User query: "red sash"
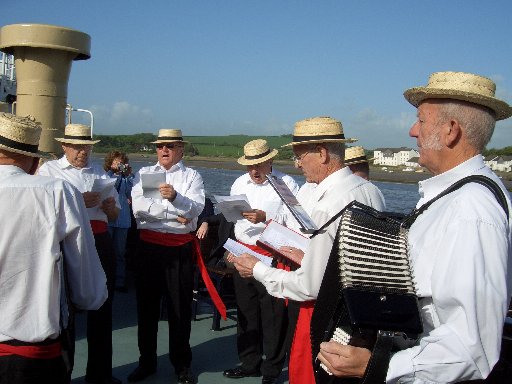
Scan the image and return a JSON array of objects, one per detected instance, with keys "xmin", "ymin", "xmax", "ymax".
[
  {"xmin": 140, "ymin": 230, "xmax": 227, "ymax": 320},
  {"xmin": 90, "ymin": 220, "xmax": 108, "ymax": 234},
  {"xmin": 0, "ymin": 340, "xmax": 62, "ymax": 359},
  {"xmin": 238, "ymin": 242, "xmax": 273, "ymax": 257},
  {"xmin": 289, "ymin": 301, "xmax": 316, "ymax": 384}
]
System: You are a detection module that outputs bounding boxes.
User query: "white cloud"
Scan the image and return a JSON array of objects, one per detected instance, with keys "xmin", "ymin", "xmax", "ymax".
[
  {"xmin": 71, "ymin": 101, "xmax": 155, "ymax": 135},
  {"xmin": 348, "ymin": 108, "xmax": 417, "ymax": 149}
]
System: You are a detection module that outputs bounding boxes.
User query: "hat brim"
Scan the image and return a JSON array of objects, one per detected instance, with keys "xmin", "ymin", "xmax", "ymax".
[
  {"xmin": 281, "ymin": 137, "xmax": 358, "ymax": 148},
  {"xmin": 150, "ymin": 139, "xmax": 189, "ymax": 144},
  {"xmin": 0, "ymin": 143, "xmax": 52, "ymax": 159},
  {"xmin": 345, "ymin": 157, "xmax": 374, "ymax": 165},
  {"xmin": 237, "ymin": 148, "xmax": 278, "ymax": 166},
  {"xmin": 55, "ymin": 138, "xmax": 100, "ymax": 145},
  {"xmin": 404, "ymin": 87, "xmax": 512, "ymax": 121}
]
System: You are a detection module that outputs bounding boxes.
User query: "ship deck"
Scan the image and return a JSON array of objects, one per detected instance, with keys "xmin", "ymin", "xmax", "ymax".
[{"xmin": 70, "ymin": 272, "xmax": 289, "ymax": 384}]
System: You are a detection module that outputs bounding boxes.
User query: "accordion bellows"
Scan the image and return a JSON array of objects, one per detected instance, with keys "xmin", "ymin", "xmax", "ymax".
[{"xmin": 338, "ymin": 210, "xmax": 413, "ymax": 293}]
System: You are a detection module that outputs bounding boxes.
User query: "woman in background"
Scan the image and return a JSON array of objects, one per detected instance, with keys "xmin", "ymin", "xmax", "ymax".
[{"xmin": 104, "ymin": 151, "xmax": 134, "ymax": 292}]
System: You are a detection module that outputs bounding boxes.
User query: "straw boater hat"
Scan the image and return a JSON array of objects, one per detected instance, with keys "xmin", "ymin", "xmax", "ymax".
[
  {"xmin": 282, "ymin": 116, "xmax": 357, "ymax": 147},
  {"xmin": 404, "ymin": 71, "xmax": 512, "ymax": 121},
  {"xmin": 55, "ymin": 124, "xmax": 100, "ymax": 145},
  {"xmin": 151, "ymin": 129, "xmax": 189, "ymax": 144},
  {"xmin": 237, "ymin": 139, "xmax": 278, "ymax": 166},
  {"xmin": 0, "ymin": 112, "xmax": 50, "ymax": 158},
  {"xmin": 345, "ymin": 146, "xmax": 374, "ymax": 165}
]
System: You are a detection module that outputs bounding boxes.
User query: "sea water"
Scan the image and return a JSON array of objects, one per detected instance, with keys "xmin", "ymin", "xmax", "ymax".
[{"xmin": 104, "ymin": 156, "xmax": 420, "ymax": 213}]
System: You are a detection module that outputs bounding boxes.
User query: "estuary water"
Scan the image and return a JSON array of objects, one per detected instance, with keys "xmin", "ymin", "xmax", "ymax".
[{"xmin": 121, "ymin": 157, "xmax": 420, "ymax": 214}]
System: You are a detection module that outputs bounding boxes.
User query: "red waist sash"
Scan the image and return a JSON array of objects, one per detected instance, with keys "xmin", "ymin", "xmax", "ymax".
[
  {"xmin": 238, "ymin": 242, "xmax": 273, "ymax": 257},
  {"xmin": 0, "ymin": 340, "xmax": 62, "ymax": 359},
  {"xmin": 140, "ymin": 230, "xmax": 227, "ymax": 320},
  {"xmin": 239, "ymin": 241, "xmax": 288, "ymax": 271},
  {"xmin": 90, "ymin": 220, "xmax": 108, "ymax": 234}
]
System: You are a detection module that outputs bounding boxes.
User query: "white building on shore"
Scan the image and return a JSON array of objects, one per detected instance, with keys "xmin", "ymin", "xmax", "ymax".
[
  {"xmin": 484, "ymin": 155, "xmax": 512, "ymax": 172},
  {"xmin": 373, "ymin": 147, "xmax": 419, "ymax": 167}
]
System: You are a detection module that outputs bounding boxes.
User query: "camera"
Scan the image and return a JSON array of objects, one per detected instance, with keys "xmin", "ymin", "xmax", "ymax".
[{"xmin": 117, "ymin": 163, "xmax": 129, "ymax": 173}]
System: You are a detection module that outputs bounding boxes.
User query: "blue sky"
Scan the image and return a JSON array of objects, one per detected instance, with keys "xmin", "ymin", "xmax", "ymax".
[{"xmin": 3, "ymin": 0, "xmax": 512, "ymax": 149}]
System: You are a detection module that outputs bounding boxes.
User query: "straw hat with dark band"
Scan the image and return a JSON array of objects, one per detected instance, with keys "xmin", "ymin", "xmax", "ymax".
[
  {"xmin": 151, "ymin": 129, "xmax": 189, "ymax": 144},
  {"xmin": 404, "ymin": 71, "xmax": 512, "ymax": 121},
  {"xmin": 282, "ymin": 116, "xmax": 357, "ymax": 147},
  {"xmin": 0, "ymin": 112, "xmax": 50, "ymax": 158},
  {"xmin": 345, "ymin": 146, "xmax": 373, "ymax": 165},
  {"xmin": 55, "ymin": 124, "xmax": 100, "ymax": 145},
  {"xmin": 238, "ymin": 139, "xmax": 278, "ymax": 166}
]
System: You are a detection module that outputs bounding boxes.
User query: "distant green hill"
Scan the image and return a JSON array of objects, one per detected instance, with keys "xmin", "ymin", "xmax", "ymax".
[
  {"xmin": 92, "ymin": 133, "xmax": 512, "ymax": 159},
  {"xmin": 93, "ymin": 133, "xmax": 295, "ymax": 160}
]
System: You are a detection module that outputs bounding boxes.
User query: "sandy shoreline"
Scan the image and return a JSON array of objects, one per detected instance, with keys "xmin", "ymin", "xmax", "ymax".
[{"xmin": 108, "ymin": 153, "xmax": 512, "ymax": 191}]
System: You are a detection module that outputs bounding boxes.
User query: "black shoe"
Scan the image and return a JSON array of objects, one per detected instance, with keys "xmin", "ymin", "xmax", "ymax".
[
  {"xmin": 223, "ymin": 367, "xmax": 261, "ymax": 379},
  {"xmin": 262, "ymin": 376, "xmax": 279, "ymax": 384},
  {"xmin": 85, "ymin": 376, "xmax": 122, "ymax": 384},
  {"xmin": 127, "ymin": 366, "xmax": 156, "ymax": 382},
  {"xmin": 177, "ymin": 368, "xmax": 195, "ymax": 384}
]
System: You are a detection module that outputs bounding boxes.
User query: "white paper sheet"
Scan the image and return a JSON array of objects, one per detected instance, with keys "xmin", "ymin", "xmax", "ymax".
[
  {"xmin": 91, "ymin": 178, "xmax": 116, "ymax": 201},
  {"xmin": 213, "ymin": 194, "xmax": 252, "ymax": 222},
  {"xmin": 223, "ymin": 238, "xmax": 273, "ymax": 267},
  {"xmin": 141, "ymin": 172, "xmax": 166, "ymax": 199}
]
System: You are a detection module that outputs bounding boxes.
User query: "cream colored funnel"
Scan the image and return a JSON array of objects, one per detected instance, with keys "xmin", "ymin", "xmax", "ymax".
[{"xmin": 0, "ymin": 24, "xmax": 90, "ymax": 154}]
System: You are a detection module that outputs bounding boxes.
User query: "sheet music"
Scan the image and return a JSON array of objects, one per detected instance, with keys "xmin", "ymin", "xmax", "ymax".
[
  {"xmin": 141, "ymin": 172, "xmax": 166, "ymax": 199},
  {"xmin": 259, "ymin": 220, "xmax": 309, "ymax": 251},
  {"xmin": 223, "ymin": 238, "xmax": 273, "ymax": 267},
  {"xmin": 91, "ymin": 178, "xmax": 116, "ymax": 201},
  {"xmin": 213, "ymin": 194, "xmax": 252, "ymax": 222},
  {"xmin": 266, "ymin": 175, "xmax": 318, "ymax": 233}
]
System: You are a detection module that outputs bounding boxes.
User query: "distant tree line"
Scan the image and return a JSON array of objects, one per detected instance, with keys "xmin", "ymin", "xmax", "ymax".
[{"xmin": 92, "ymin": 133, "xmax": 512, "ymax": 159}]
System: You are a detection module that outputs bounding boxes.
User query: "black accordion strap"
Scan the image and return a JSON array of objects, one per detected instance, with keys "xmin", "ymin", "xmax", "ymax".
[
  {"xmin": 401, "ymin": 175, "xmax": 509, "ymax": 229},
  {"xmin": 360, "ymin": 331, "xmax": 394, "ymax": 384}
]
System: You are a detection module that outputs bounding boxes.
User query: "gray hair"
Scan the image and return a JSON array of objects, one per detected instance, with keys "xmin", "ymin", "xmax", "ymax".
[
  {"xmin": 323, "ymin": 142, "xmax": 345, "ymax": 162},
  {"xmin": 436, "ymin": 100, "xmax": 496, "ymax": 151}
]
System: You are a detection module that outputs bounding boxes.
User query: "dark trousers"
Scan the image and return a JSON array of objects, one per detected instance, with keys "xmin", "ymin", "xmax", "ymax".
[
  {"xmin": 86, "ymin": 231, "xmax": 116, "ymax": 380},
  {"xmin": 134, "ymin": 240, "xmax": 194, "ymax": 374},
  {"xmin": 233, "ymin": 272, "xmax": 287, "ymax": 378},
  {"xmin": 0, "ymin": 354, "xmax": 66, "ymax": 384}
]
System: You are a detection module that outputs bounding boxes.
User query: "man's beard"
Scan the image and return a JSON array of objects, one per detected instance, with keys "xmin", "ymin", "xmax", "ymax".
[{"xmin": 422, "ymin": 127, "xmax": 443, "ymax": 151}]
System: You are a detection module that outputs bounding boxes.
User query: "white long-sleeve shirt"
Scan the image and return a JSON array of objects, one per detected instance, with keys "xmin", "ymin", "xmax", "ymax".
[
  {"xmin": 230, "ymin": 168, "xmax": 299, "ymax": 245},
  {"xmin": 37, "ymin": 156, "xmax": 120, "ymax": 222},
  {"xmin": 387, "ymin": 155, "xmax": 512, "ymax": 383},
  {"xmin": 131, "ymin": 161, "xmax": 205, "ymax": 233},
  {"xmin": 0, "ymin": 165, "xmax": 107, "ymax": 343},
  {"xmin": 253, "ymin": 167, "xmax": 386, "ymax": 301}
]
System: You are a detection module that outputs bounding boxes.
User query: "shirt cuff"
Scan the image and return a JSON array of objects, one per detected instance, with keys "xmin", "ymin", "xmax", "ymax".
[
  {"xmin": 386, "ymin": 350, "xmax": 415, "ymax": 383},
  {"xmin": 253, "ymin": 260, "xmax": 270, "ymax": 282}
]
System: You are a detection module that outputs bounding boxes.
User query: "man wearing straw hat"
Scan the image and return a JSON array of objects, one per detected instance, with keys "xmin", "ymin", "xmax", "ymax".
[
  {"xmin": 223, "ymin": 139, "xmax": 299, "ymax": 384},
  {"xmin": 231, "ymin": 118, "xmax": 385, "ymax": 384},
  {"xmin": 0, "ymin": 113, "xmax": 107, "ymax": 383},
  {"xmin": 128, "ymin": 129, "xmax": 205, "ymax": 384},
  {"xmin": 317, "ymin": 72, "xmax": 512, "ymax": 383},
  {"xmin": 38, "ymin": 123, "xmax": 121, "ymax": 384},
  {"xmin": 345, "ymin": 145, "xmax": 373, "ymax": 180}
]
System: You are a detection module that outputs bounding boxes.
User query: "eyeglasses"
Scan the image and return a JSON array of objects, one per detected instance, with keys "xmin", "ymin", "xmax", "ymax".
[
  {"xmin": 156, "ymin": 143, "xmax": 184, "ymax": 150},
  {"xmin": 292, "ymin": 151, "xmax": 310, "ymax": 164}
]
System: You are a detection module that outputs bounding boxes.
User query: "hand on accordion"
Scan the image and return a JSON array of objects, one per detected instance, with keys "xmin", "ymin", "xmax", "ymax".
[{"xmin": 316, "ymin": 341, "xmax": 371, "ymax": 379}]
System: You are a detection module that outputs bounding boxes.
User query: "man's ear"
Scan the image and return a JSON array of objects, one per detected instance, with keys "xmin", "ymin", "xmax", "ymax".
[
  {"xmin": 444, "ymin": 119, "xmax": 462, "ymax": 148},
  {"xmin": 27, "ymin": 157, "xmax": 40, "ymax": 175},
  {"xmin": 317, "ymin": 145, "xmax": 329, "ymax": 164}
]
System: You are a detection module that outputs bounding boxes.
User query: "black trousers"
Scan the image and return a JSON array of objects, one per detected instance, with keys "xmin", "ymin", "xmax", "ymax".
[
  {"xmin": 0, "ymin": 353, "xmax": 66, "ymax": 384},
  {"xmin": 86, "ymin": 231, "xmax": 116, "ymax": 380},
  {"xmin": 134, "ymin": 240, "xmax": 194, "ymax": 374},
  {"xmin": 233, "ymin": 272, "xmax": 287, "ymax": 378}
]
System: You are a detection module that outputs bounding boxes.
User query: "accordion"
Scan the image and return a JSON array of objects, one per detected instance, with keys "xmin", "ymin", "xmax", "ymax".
[{"xmin": 311, "ymin": 201, "xmax": 423, "ymax": 384}]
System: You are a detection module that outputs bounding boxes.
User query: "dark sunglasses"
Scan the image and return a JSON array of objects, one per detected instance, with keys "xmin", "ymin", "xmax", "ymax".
[{"xmin": 156, "ymin": 143, "xmax": 183, "ymax": 150}]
